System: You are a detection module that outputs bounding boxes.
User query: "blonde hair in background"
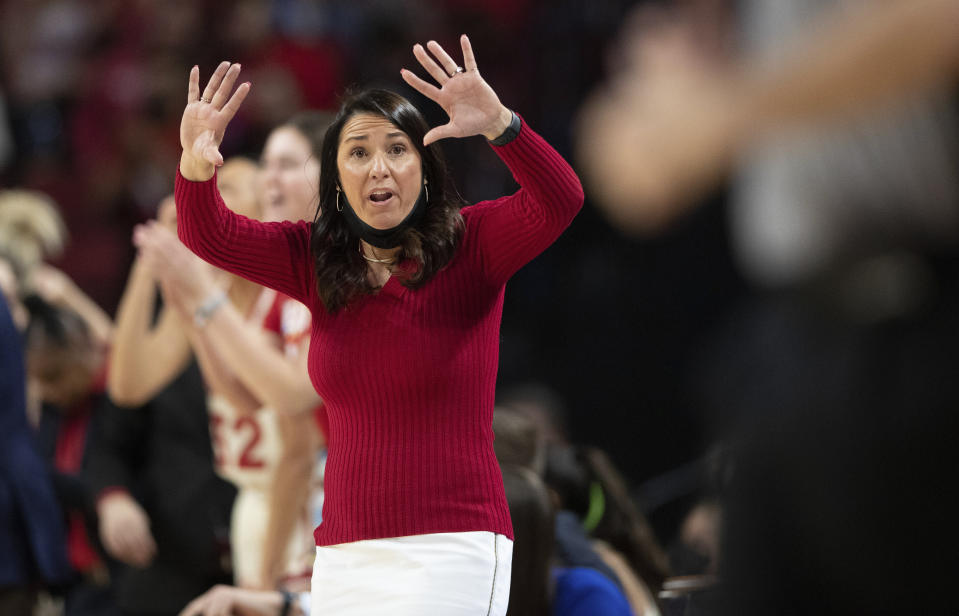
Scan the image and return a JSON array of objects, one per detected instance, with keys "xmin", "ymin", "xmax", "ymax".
[{"xmin": 0, "ymin": 189, "xmax": 67, "ymax": 274}]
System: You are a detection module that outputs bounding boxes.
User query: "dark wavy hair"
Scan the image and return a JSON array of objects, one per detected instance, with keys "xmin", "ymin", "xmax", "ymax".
[{"xmin": 310, "ymin": 89, "xmax": 465, "ymax": 312}]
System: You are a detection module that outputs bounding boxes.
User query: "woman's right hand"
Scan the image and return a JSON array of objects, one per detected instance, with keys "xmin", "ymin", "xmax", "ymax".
[{"xmin": 179, "ymin": 61, "xmax": 250, "ymax": 181}]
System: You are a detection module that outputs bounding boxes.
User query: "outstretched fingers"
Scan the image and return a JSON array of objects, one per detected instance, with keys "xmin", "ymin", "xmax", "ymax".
[
  {"xmin": 460, "ymin": 34, "xmax": 478, "ymax": 72},
  {"xmin": 426, "ymin": 40, "xmax": 460, "ymax": 76},
  {"xmin": 401, "ymin": 69, "xmax": 442, "ymax": 102},
  {"xmin": 187, "ymin": 66, "xmax": 200, "ymax": 103},
  {"xmin": 221, "ymin": 81, "xmax": 251, "ymax": 123},
  {"xmin": 211, "ymin": 63, "xmax": 241, "ymax": 109},
  {"xmin": 201, "ymin": 61, "xmax": 230, "ymax": 103},
  {"xmin": 423, "ymin": 123, "xmax": 457, "ymax": 146},
  {"xmin": 413, "ymin": 44, "xmax": 449, "ymax": 86}
]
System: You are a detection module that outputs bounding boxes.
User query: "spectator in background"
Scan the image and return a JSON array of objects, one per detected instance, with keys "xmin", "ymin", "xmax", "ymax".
[
  {"xmin": 0, "ymin": 189, "xmax": 112, "ymax": 347},
  {"xmin": 24, "ymin": 297, "xmax": 117, "ymax": 616},
  {"xmin": 497, "ymin": 386, "xmax": 671, "ymax": 592},
  {"xmin": 575, "ymin": 448, "xmax": 670, "ymax": 592},
  {"xmin": 501, "ymin": 464, "xmax": 555, "ymax": 616},
  {"xmin": 578, "ymin": 0, "xmax": 959, "ymax": 613},
  {"xmin": 0, "ymin": 186, "xmax": 122, "ymax": 614},
  {"xmin": 0, "ymin": 287, "xmax": 71, "ymax": 616},
  {"xmin": 493, "ymin": 406, "xmax": 660, "ymax": 616},
  {"xmin": 498, "ymin": 382, "xmax": 571, "ymax": 451},
  {"xmin": 504, "ymin": 463, "xmax": 635, "ymax": 616},
  {"xmin": 0, "ymin": 188, "xmax": 80, "ymax": 429}
]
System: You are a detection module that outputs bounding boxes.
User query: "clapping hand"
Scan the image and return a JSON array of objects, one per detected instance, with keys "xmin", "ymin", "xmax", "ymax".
[
  {"xmin": 401, "ymin": 34, "xmax": 513, "ymax": 145},
  {"xmin": 133, "ymin": 222, "xmax": 226, "ymax": 318},
  {"xmin": 180, "ymin": 62, "xmax": 251, "ymax": 180}
]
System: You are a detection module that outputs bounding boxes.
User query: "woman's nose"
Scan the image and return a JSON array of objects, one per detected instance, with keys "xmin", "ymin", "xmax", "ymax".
[{"xmin": 369, "ymin": 152, "xmax": 390, "ymax": 178}]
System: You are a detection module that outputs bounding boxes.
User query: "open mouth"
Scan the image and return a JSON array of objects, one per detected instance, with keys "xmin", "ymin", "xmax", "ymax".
[{"xmin": 369, "ymin": 191, "xmax": 394, "ymax": 203}]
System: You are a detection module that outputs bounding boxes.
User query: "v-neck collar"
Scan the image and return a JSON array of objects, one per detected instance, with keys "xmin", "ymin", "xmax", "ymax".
[
  {"xmin": 380, "ymin": 273, "xmax": 407, "ymax": 299},
  {"xmin": 377, "ymin": 258, "xmax": 415, "ymax": 300}
]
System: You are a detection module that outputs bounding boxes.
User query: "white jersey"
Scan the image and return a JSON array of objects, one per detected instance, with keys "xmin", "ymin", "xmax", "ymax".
[
  {"xmin": 208, "ymin": 395, "xmax": 278, "ymax": 491},
  {"xmin": 205, "ymin": 288, "xmax": 318, "ymax": 587}
]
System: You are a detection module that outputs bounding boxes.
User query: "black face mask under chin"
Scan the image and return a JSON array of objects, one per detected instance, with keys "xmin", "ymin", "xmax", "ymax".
[{"xmin": 338, "ymin": 184, "xmax": 428, "ymax": 249}]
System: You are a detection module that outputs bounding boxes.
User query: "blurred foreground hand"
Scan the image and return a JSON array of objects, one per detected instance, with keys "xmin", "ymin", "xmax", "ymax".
[{"xmin": 98, "ymin": 491, "xmax": 157, "ymax": 568}]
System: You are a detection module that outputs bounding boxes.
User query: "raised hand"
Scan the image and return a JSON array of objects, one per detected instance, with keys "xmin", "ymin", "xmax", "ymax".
[
  {"xmin": 401, "ymin": 34, "xmax": 513, "ymax": 145},
  {"xmin": 180, "ymin": 62, "xmax": 251, "ymax": 180}
]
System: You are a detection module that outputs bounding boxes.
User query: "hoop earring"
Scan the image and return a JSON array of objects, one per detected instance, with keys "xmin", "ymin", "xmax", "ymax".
[
  {"xmin": 335, "ymin": 187, "xmax": 343, "ymax": 212},
  {"xmin": 424, "ymin": 179, "xmax": 429, "ymax": 204}
]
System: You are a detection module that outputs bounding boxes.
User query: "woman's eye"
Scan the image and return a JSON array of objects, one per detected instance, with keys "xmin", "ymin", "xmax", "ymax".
[
  {"xmin": 351, "ymin": 148, "xmax": 366, "ymax": 158},
  {"xmin": 389, "ymin": 144, "xmax": 406, "ymax": 156}
]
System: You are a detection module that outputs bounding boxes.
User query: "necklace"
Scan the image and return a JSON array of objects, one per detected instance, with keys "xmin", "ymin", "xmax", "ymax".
[{"xmin": 359, "ymin": 245, "xmax": 397, "ymax": 266}]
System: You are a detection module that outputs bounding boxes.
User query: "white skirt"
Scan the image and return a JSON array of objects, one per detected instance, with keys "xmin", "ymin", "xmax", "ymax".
[{"xmin": 310, "ymin": 531, "xmax": 512, "ymax": 616}]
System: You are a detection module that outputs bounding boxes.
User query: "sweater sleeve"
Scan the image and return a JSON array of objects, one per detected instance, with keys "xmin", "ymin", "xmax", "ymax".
[
  {"xmin": 175, "ymin": 168, "xmax": 314, "ymax": 305},
  {"xmin": 465, "ymin": 118, "xmax": 584, "ymax": 287}
]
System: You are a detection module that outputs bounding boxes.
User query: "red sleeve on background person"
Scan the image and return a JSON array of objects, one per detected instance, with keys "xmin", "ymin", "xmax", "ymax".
[
  {"xmin": 55, "ymin": 402, "xmax": 93, "ymax": 474},
  {"xmin": 54, "ymin": 396, "xmax": 101, "ymax": 573}
]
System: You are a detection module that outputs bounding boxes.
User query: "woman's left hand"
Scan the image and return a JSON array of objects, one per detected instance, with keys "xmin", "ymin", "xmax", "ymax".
[{"xmin": 401, "ymin": 34, "xmax": 513, "ymax": 145}]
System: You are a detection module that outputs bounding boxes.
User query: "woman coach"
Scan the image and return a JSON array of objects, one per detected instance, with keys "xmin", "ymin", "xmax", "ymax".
[{"xmin": 175, "ymin": 35, "xmax": 582, "ymax": 615}]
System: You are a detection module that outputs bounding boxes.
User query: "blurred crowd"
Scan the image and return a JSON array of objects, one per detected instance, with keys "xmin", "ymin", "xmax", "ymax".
[{"xmin": 3, "ymin": 0, "xmax": 959, "ymax": 614}]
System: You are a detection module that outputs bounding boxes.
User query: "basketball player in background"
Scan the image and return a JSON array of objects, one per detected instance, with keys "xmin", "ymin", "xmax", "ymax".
[{"xmin": 109, "ymin": 149, "xmax": 324, "ymax": 590}]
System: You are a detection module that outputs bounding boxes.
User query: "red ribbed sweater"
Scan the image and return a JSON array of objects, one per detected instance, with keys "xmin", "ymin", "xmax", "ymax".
[{"xmin": 175, "ymin": 119, "xmax": 583, "ymax": 546}]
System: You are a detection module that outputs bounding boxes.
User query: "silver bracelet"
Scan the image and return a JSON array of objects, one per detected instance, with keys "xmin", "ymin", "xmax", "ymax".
[{"xmin": 193, "ymin": 289, "xmax": 227, "ymax": 328}]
